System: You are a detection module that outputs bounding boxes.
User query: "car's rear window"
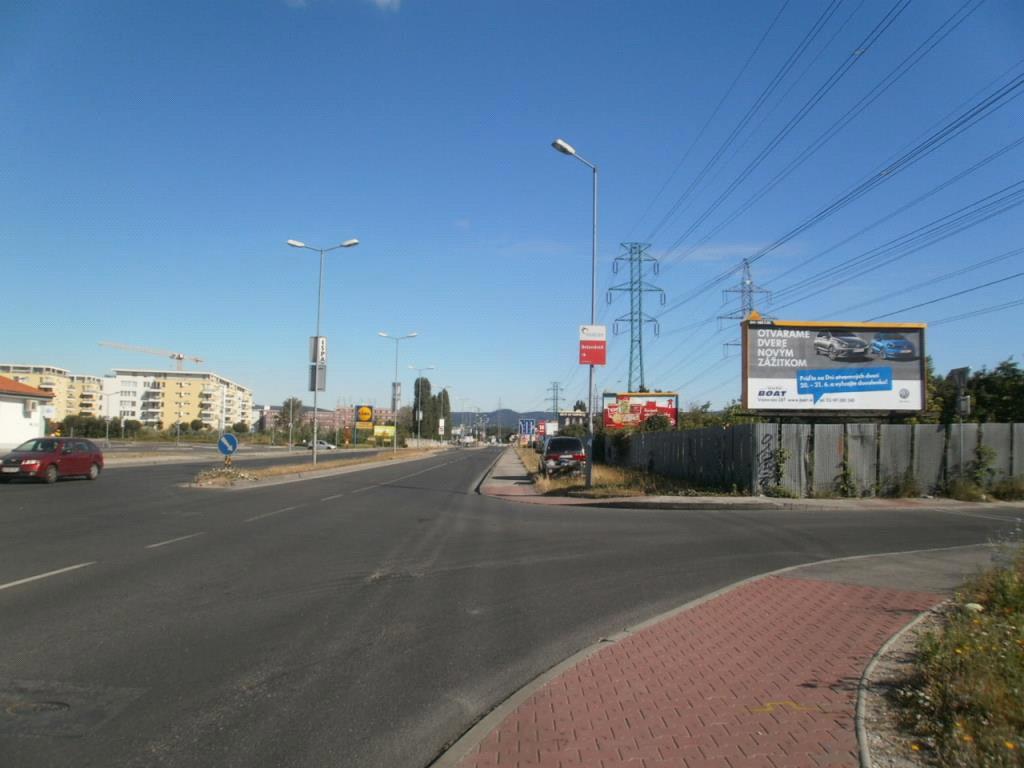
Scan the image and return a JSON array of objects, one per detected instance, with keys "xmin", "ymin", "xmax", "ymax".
[
  {"xmin": 547, "ymin": 438, "xmax": 583, "ymax": 452},
  {"xmin": 14, "ymin": 439, "xmax": 59, "ymax": 453}
]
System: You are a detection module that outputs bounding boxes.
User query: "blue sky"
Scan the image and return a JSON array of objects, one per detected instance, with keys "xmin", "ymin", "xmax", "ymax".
[{"xmin": 3, "ymin": 0, "xmax": 1022, "ymax": 414}]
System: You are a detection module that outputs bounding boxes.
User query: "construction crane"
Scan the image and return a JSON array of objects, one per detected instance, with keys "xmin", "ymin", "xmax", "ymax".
[{"xmin": 99, "ymin": 341, "xmax": 205, "ymax": 371}]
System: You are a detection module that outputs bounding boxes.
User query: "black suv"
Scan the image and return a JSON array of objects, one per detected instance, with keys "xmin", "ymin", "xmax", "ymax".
[{"xmin": 539, "ymin": 436, "xmax": 586, "ymax": 478}]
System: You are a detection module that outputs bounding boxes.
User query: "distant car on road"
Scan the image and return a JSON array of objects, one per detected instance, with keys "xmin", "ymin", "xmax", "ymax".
[
  {"xmin": 870, "ymin": 332, "xmax": 917, "ymax": 360},
  {"xmin": 307, "ymin": 440, "xmax": 336, "ymax": 451},
  {"xmin": 813, "ymin": 331, "xmax": 870, "ymax": 361},
  {"xmin": 0, "ymin": 437, "xmax": 104, "ymax": 484}
]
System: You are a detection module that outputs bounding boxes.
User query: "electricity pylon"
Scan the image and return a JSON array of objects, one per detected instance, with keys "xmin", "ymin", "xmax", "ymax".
[{"xmin": 606, "ymin": 242, "xmax": 665, "ymax": 392}]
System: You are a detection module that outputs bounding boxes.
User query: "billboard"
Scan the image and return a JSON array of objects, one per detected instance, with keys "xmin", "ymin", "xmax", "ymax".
[
  {"xmin": 742, "ymin": 319, "xmax": 926, "ymax": 411},
  {"xmin": 602, "ymin": 392, "xmax": 679, "ymax": 430}
]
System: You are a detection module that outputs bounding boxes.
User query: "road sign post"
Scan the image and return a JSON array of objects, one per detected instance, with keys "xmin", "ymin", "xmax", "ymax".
[{"xmin": 218, "ymin": 433, "xmax": 239, "ymax": 467}]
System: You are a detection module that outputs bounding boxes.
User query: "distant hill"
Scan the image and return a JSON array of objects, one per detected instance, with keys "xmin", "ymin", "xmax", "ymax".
[{"xmin": 451, "ymin": 409, "xmax": 552, "ymax": 430}]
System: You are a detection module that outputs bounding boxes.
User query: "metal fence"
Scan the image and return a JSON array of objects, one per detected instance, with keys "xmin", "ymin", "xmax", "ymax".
[{"xmin": 605, "ymin": 422, "xmax": 1022, "ymax": 497}]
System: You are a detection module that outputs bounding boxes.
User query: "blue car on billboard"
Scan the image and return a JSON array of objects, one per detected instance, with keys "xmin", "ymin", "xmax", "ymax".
[{"xmin": 870, "ymin": 332, "xmax": 917, "ymax": 360}]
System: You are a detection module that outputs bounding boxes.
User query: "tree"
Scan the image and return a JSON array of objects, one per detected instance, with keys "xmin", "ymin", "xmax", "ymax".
[
  {"xmin": 190, "ymin": 419, "xmax": 205, "ymax": 432},
  {"xmin": 276, "ymin": 398, "xmax": 304, "ymax": 436},
  {"xmin": 573, "ymin": 400, "xmax": 587, "ymax": 413},
  {"xmin": 232, "ymin": 421, "xmax": 249, "ymax": 433},
  {"xmin": 412, "ymin": 378, "xmax": 433, "ymax": 440},
  {"xmin": 642, "ymin": 413, "xmax": 672, "ymax": 431},
  {"xmin": 560, "ymin": 423, "xmax": 587, "ymax": 438}
]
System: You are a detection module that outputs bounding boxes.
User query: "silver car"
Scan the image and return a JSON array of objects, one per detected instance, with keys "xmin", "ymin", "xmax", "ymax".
[{"xmin": 813, "ymin": 331, "xmax": 870, "ymax": 361}]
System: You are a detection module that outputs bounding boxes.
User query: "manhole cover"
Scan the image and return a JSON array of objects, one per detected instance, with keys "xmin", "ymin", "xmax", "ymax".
[{"xmin": 0, "ymin": 681, "xmax": 144, "ymax": 736}]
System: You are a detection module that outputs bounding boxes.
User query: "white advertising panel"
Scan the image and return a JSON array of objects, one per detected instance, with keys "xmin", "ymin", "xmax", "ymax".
[{"xmin": 743, "ymin": 319, "xmax": 926, "ymax": 411}]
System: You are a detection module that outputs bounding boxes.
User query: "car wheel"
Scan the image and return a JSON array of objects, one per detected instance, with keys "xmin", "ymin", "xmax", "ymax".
[
  {"xmin": 828, "ymin": 347, "xmax": 838, "ymax": 361},
  {"xmin": 0, "ymin": 477, "xmax": 9, "ymax": 484},
  {"xmin": 87, "ymin": 463, "xmax": 101, "ymax": 481},
  {"xmin": 44, "ymin": 465, "xmax": 58, "ymax": 484}
]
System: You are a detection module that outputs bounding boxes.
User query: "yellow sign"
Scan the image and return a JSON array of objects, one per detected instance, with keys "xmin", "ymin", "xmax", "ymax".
[
  {"xmin": 374, "ymin": 425, "xmax": 396, "ymax": 439},
  {"xmin": 356, "ymin": 405, "xmax": 373, "ymax": 423},
  {"xmin": 355, "ymin": 421, "xmax": 374, "ymax": 430}
]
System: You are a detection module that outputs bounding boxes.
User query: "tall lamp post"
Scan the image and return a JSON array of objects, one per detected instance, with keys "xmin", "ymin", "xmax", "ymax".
[
  {"xmin": 378, "ymin": 331, "xmax": 418, "ymax": 454},
  {"xmin": 287, "ymin": 237, "xmax": 359, "ymax": 465},
  {"xmin": 408, "ymin": 364, "xmax": 436, "ymax": 448},
  {"xmin": 551, "ymin": 137, "xmax": 598, "ymax": 487}
]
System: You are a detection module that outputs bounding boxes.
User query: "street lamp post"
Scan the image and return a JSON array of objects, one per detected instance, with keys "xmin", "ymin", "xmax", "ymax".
[
  {"xmin": 408, "ymin": 364, "xmax": 436, "ymax": 448},
  {"xmin": 551, "ymin": 137, "xmax": 598, "ymax": 487},
  {"xmin": 287, "ymin": 237, "xmax": 360, "ymax": 465},
  {"xmin": 379, "ymin": 331, "xmax": 418, "ymax": 454}
]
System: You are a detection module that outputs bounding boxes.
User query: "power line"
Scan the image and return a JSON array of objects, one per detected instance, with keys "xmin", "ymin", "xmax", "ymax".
[
  {"xmin": 660, "ymin": 0, "xmax": 915, "ymax": 262},
  {"xmin": 867, "ymin": 272, "xmax": 1024, "ymax": 320},
  {"xmin": 930, "ymin": 297, "xmax": 1024, "ymax": 326},
  {"xmin": 672, "ymin": 0, "xmax": 989, "ymax": 264},
  {"xmin": 644, "ymin": 0, "xmax": 846, "ymax": 244},
  {"xmin": 656, "ymin": 69, "xmax": 1024, "ymax": 319}
]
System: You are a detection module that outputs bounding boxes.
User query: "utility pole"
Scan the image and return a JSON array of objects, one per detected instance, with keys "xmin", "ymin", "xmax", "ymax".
[
  {"xmin": 718, "ymin": 258, "xmax": 771, "ymax": 355},
  {"xmin": 606, "ymin": 242, "xmax": 665, "ymax": 392}
]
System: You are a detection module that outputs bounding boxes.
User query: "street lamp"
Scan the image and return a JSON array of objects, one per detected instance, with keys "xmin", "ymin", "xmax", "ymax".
[
  {"xmin": 379, "ymin": 331, "xmax": 418, "ymax": 454},
  {"xmin": 288, "ymin": 237, "xmax": 360, "ymax": 465},
  {"xmin": 408, "ymin": 364, "xmax": 436, "ymax": 448},
  {"xmin": 551, "ymin": 136, "xmax": 598, "ymax": 487}
]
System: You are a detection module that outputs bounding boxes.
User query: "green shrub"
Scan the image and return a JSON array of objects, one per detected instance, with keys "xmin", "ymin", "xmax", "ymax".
[
  {"xmin": 946, "ymin": 477, "xmax": 988, "ymax": 502},
  {"xmin": 992, "ymin": 476, "xmax": 1024, "ymax": 501}
]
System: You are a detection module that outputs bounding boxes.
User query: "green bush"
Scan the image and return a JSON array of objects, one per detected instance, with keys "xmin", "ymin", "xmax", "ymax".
[
  {"xmin": 992, "ymin": 476, "xmax": 1024, "ymax": 501},
  {"xmin": 946, "ymin": 477, "xmax": 988, "ymax": 502}
]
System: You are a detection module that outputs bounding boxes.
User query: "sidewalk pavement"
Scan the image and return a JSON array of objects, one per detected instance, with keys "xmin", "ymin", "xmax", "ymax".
[
  {"xmin": 479, "ymin": 446, "xmax": 1024, "ymax": 513},
  {"xmin": 440, "ymin": 449, "xmax": 1009, "ymax": 768}
]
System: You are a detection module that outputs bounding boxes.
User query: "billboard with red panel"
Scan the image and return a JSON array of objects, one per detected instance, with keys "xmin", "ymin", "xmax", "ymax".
[{"xmin": 602, "ymin": 392, "xmax": 679, "ymax": 430}]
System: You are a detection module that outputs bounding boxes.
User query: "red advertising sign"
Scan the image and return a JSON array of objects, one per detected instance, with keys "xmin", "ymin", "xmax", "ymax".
[
  {"xmin": 579, "ymin": 325, "xmax": 607, "ymax": 366},
  {"xmin": 579, "ymin": 340, "xmax": 607, "ymax": 365},
  {"xmin": 602, "ymin": 392, "xmax": 679, "ymax": 430}
]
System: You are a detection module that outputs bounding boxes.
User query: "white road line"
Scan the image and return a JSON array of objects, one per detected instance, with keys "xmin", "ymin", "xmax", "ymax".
[
  {"xmin": 352, "ymin": 486, "xmax": 377, "ymax": 494},
  {"xmin": 0, "ymin": 561, "xmax": 97, "ymax": 592},
  {"xmin": 245, "ymin": 506, "xmax": 298, "ymax": 523},
  {"xmin": 321, "ymin": 493, "xmax": 345, "ymax": 501},
  {"xmin": 144, "ymin": 532, "xmax": 206, "ymax": 549}
]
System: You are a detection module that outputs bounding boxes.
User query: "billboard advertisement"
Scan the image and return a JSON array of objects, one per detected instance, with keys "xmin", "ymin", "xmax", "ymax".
[
  {"xmin": 742, "ymin": 319, "xmax": 926, "ymax": 411},
  {"xmin": 602, "ymin": 392, "xmax": 679, "ymax": 430}
]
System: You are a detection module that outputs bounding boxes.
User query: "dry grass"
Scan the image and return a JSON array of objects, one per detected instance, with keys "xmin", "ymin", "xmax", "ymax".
[{"xmin": 511, "ymin": 442, "xmax": 730, "ymax": 498}]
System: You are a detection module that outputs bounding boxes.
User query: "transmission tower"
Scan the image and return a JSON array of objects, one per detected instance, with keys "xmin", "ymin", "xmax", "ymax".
[
  {"xmin": 606, "ymin": 242, "xmax": 665, "ymax": 392},
  {"xmin": 547, "ymin": 382, "xmax": 562, "ymax": 419},
  {"xmin": 718, "ymin": 258, "xmax": 771, "ymax": 355}
]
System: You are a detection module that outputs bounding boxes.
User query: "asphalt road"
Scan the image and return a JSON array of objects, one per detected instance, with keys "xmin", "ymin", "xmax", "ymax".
[{"xmin": 1, "ymin": 447, "xmax": 1019, "ymax": 768}]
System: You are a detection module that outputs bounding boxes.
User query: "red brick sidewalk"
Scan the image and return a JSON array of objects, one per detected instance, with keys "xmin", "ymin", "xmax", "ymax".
[{"xmin": 455, "ymin": 576, "xmax": 941, "ymax": 768}]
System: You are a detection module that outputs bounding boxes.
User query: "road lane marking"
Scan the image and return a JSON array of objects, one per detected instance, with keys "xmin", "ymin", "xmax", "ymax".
[
  {"xmin": 145, "ymin": 532, "xmax": 206, "ymax": 549},
  {"xmin": 353, "ymin": 460, "xmax": 463, "ymax": 494},
  {"xmin": 245, "ymin": 506, "xmax": 298, "ymax": 523},
  {"xmin": 0, "ymin": 562, "xmax": 97, "ymax": 592},
  {"xmin": 321, "ymin": 493, "xmax": 345, "ymax": 501}
]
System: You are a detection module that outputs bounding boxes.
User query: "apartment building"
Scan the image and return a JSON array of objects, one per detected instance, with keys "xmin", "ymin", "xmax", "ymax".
[
  {"xmin": 105, "ymin": 369, "xmax": 254, "ymax": 430},
  {"xmin": 0, "ymin": 364, "xmax": 74, "ymax": 420}
]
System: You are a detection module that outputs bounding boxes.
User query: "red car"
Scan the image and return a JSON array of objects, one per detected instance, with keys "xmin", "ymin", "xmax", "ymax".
[{"xmin": 0, "ymin": 437, "xmax": 104, "ymax": 483}]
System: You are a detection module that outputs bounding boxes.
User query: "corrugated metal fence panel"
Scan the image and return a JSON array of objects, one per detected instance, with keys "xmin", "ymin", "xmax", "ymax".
[
  {"xmin": 946, "ymin": 423, "xmax": 979, "ymax": 479},
  {"xmin": 846, "ymin": 424, "xmax": 878, "ymax": 496},
  {"xmin": 1014, "ymin": 424, "xmax": 1024, "ymax": 478},
  {"xmin": 752, "ymin": 423, "xmax": 779, "ymax": 494},
  {"xmin": 878, "ymin": 425, "xmax": 912, "ymax": 494},
  {"xmin": 780, "ymin": 424, "xmax": 809, "ymax": 497},
  {"xmin": 727, "ymin": 424, "xmax": 755, "ymax": 492},
  {"xmin": 980, "ymin": 423, "xmax": 1011, "ymax": 482},
  {"xmin": 913, "ymin": 424, "xmax": 946, "ymax": 494},
  {"xmin": 812, "ymin": 424, "xmax": 845, "ymax": 495}
]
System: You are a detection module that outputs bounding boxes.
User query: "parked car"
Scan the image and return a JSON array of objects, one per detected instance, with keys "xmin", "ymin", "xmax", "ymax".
[
  {"xmin": 307, "ymin": 440, "xmax": 337, "ymax": 451},
  {"xmin": 870, "ymin": 332, "xmax": 917, "ymax": 360},
  {"xmin": 0, "ymin": 437, "xmax": 104, "ymax": 484},
  {"xmin": 813, "ymin": 331, "xmax": 870, "ymax": 360},
  {"xmin": 539, "ymin": 436, "xmax": 586, "ymax": 478}
]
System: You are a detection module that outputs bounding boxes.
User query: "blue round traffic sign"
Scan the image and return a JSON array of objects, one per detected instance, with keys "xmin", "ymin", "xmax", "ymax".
[{"xmin": 218, "ymin": 433, "xmax": 239, "ymax": 456}]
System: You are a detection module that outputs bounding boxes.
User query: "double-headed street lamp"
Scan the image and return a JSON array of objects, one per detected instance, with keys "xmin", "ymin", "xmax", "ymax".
[
  {"xmin": 378, "ymin": 331, "xmax": 418, "ymax": 454},
  {"xmin": 408, "ymin": 364, "xmax": 436, "ymax": 448},
  {"xmin": 551, "ymin": 137, "xmax": 598, "ymax": 487},
  {"xmin": 287, "ymin": 237, "xmax": 359, "ymax": 465}
]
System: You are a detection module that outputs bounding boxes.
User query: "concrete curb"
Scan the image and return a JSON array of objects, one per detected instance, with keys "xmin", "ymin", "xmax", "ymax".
[
  {"xmin": 428, "ymin": 543, "xmax": 991, "ymax": 768},
  {"xmin": 856, "ymin": 607, "xmax": 944, "ymax": 768}
]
